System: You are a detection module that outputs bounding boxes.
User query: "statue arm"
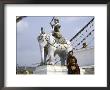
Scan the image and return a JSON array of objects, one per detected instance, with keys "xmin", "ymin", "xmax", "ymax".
[
  {"xmin": 50, "ymin": 22, "xmax": 53, "ymax": 28},
  {"xmin": 50, "ymin": 17, "xmax": 55, "ymax": 29}
]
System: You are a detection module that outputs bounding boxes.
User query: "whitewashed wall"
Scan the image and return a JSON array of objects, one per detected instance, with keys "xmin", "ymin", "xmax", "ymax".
[{"xmin": 73, "ymin": 48, "xmax": 94, "ymax": 66}]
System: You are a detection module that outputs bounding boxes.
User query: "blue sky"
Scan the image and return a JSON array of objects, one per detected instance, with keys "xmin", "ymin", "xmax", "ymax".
[{"xmin": 17, "ymin": 16, "xmax": 94, "ymax": 66}]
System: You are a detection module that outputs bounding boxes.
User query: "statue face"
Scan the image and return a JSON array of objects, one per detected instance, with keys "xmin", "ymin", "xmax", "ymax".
[
  {"xmin": 38, "ymin": 35, "xmax": 42, "ymax": 41},
  {"xmin": 54, "ymin": 19, "xmax": 59, "ymax": 24},
  {"xmin": 38, "ymin": 33, "xmax": 44, "ymax": 41}
]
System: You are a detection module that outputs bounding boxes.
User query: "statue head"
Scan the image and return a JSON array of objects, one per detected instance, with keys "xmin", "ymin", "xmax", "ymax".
[
  {"xmin": 40, "ymin": 27, "xmax": 45, "ymax": 34},
  {"xmin": 54, "ymin": 17, "xmax": 59, "ymax": 24}
]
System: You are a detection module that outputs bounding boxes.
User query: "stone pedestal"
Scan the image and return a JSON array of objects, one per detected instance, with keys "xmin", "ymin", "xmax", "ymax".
[
  {"xmin": 33, "ymin": 65, "xmax": 68, "ymax": 75},
  {"xmin": 33, "ymin": 65, "xmax": 94, "ymax": 75}
]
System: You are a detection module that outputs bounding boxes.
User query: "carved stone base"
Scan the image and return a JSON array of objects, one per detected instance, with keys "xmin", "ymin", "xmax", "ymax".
[
  {"xmin": 33, "ymin": 65, "xmax": 94, "ymax": 75},
  {"xmin": 33, "ymin": 65, "xmax": 67, "ymax": 75}
]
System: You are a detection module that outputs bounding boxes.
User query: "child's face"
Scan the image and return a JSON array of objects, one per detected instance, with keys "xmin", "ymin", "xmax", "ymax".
[
  {"xmin": 70, "ymin": 52, "xmax": 73, "ymax": 55},
  {"xmin": 70, "ymin": 59, "xmax": 75, "ymax": 64},
  {"xmin": 72, "ymin": 59, "xmax": 75, "ymax": 63}
]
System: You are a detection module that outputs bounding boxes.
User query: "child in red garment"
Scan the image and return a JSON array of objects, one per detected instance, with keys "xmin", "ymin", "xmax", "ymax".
[{"xmin": 67, "ymin": 51, "xmax": 80, "ymax": 74}]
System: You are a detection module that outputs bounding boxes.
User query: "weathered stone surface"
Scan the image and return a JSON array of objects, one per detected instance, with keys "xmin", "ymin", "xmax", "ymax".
[
  {"xmin": 33, "ymin": 65, "xmax": 94, "ymax": 75},
  {"xmin": 33, "ymin": 65, "xmax": 67, "ymax": 75}
]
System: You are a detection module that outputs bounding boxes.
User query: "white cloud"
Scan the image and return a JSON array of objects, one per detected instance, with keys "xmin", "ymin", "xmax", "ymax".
[
  {"xmin": 65, "ymin": 17, "xmax": 79, "ymax": 21},
  {"xmin": 61, "ymin": 17, "xmax": 82, "ymax": 23}
]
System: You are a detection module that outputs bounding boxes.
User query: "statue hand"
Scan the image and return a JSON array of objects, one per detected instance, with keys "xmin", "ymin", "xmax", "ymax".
[{"xmin": 53, "ymin": 16, "xmax": 55, "ymax": 19}]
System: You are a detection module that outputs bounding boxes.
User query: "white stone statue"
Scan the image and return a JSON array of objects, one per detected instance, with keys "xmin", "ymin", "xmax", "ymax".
[{"xmin": 37, "ymin": 27, "xmax": 73, "ymax": 65}]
